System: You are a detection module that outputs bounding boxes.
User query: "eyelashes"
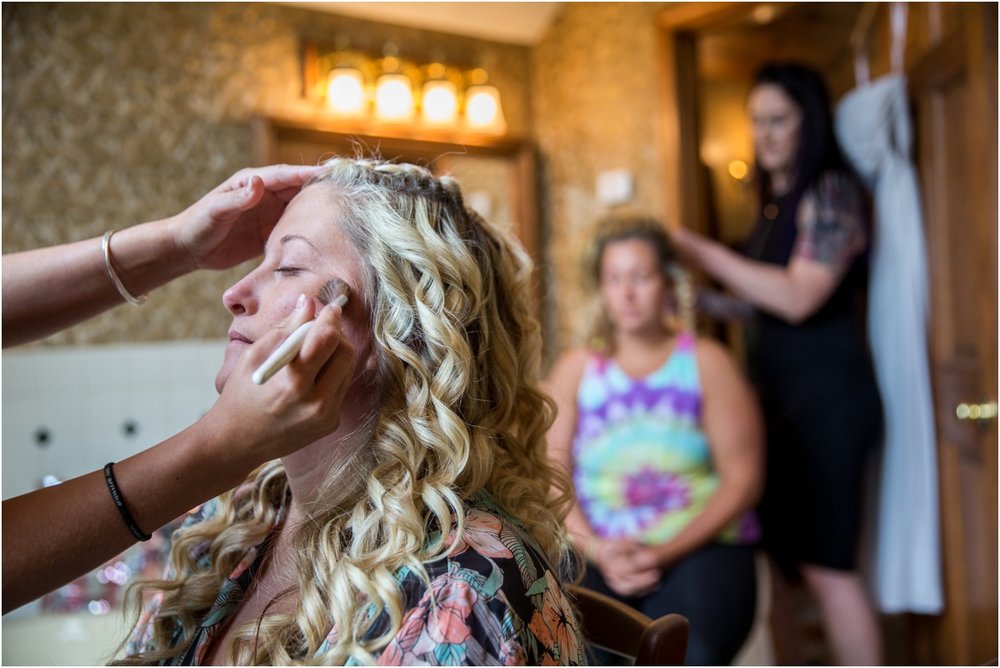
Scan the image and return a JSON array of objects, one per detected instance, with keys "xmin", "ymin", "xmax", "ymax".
[{"xmin": 274, "ymin": 266, "xmax": 304, "ymax": 276}]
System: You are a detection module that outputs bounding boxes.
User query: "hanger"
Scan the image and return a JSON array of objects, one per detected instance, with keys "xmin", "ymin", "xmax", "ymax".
[
  {"xmin": 849, "ymin": 2, "xmax": 909, "ymax": 87},
  {"xmin": 849, "ymin": 3, "xmax": 878, "ymax": 87},
  {"xmin": 889, "ymin": 2, "xmax": 908, "ymax": 74}
]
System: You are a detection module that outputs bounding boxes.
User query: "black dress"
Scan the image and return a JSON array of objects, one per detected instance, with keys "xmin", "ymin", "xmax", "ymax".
[{"xmin": 743, "ymin": 171, "xmax": 883, "ymax": 577}]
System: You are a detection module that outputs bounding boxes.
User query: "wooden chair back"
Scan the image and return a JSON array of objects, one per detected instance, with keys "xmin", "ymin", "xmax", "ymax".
[{"xmin": 568, "ymin": 584, "xmax": 689, "ymax": 665}]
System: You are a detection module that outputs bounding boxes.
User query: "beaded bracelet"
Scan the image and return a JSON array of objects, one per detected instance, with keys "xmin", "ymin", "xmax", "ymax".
[
  {"xmin": 103, "ymin": 462, "xmax": 152, "ymax": 541},
  {"xmin": 102, "ymin": 230, "xmax": 147, "ymax": 306}
]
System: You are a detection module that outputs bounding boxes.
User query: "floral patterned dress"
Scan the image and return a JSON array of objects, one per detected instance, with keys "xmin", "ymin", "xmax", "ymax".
[{"xmin": 127, "ymin": 492, "xmax": 585, "ymax": 665}]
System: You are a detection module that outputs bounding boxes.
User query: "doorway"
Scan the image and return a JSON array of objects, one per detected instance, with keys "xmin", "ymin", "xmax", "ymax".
[{"xmin": 660, "ymin": 3, "xmax": 998, "ymax": 664}]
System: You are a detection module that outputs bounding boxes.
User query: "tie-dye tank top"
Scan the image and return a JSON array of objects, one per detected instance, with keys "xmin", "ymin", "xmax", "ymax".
[{"xmin": 572, "ymin": 332, "xmax": 760, "ymax": 545}]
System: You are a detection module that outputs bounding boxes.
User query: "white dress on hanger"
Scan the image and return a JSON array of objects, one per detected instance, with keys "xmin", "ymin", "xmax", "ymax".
[{"xmin": 835, "ymin": 70, "xmax": 943, "ymax": 614}]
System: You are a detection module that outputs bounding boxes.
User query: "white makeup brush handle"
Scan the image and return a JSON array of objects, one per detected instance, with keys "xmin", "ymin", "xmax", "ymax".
[{"xmin": 252, "ymin": 320, "xmax": 315, "ymax": 385}]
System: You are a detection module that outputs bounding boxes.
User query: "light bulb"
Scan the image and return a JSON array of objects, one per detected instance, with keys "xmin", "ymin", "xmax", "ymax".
[
  {"xmin": 374, "ymin": 73, "xmax": 415, "ymax": 122},
  {"xmin": 422, "ymin": 79, "xmax": 459, "ymax": 125},
  {"xmin": 728, "ymin": 160, "xmax": 749, "ymax": 181},
  {"xmin": 326, "ymin": 68, "xmax": 366, "ymax": 117},
  {"xmin": 464, "ymin": 84, "xmax": 507, "ymax": 134}
]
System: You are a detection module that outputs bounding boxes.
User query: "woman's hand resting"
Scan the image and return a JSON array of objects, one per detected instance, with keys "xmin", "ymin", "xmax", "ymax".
[{"xmin": 593, "ymin": 537, "xmax": 664, "ymax": 597}]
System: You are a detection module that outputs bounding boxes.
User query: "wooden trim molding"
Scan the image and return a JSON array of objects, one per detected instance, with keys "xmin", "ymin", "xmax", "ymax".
[{"xmin": 249, "ymin": 114, "xmax": 542, "ymax": 303}]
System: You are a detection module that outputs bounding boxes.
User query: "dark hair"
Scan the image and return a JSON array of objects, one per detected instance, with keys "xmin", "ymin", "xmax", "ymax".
[
  {"xmin": 585, "ymin": 213, "xmax": 695, "ymax": 346},
  {"xmin": 588, "ymin": 214, "xmax": 678, "ymax": 285},
  {"xmin": 751, "ymin": 62, "xmax": 849, "ymax": 202}
]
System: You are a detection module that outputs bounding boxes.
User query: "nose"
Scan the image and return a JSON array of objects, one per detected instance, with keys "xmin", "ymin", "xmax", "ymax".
[
  {"xmin": 619, "ymin": 282, "xmax": 636, "ymax": 302},
  {"xmin": 222, "ymin": 273, "xmax": 257, "ymax": 316}
]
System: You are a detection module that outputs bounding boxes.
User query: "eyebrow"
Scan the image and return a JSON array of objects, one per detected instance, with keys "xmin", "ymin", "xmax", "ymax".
[{"xmin": 278, "ymin": 234, "xmax": 321, "ymax": 253}]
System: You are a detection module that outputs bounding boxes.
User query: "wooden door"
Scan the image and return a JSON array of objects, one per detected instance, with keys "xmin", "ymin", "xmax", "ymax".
[{"xmin": 909, "ymin": 4, "xmax": 998, "ymax": 664}]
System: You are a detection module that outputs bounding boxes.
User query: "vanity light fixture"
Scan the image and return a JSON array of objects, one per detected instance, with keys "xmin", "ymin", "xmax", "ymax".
[{"xmin": 306, "ymin": 42, "xmax": 507, "ymax": 136}]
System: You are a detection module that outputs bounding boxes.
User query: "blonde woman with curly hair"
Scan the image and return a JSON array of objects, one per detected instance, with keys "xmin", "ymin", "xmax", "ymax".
[
  {"xmin": 115, "ymin": 157, "xmax": 585, "ymax": 666},
  {"xmin": 546, "ymin": 214, "xmax": 764, "ymax": 665}
]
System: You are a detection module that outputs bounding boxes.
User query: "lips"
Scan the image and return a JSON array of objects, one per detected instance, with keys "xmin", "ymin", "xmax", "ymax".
[{"xmin": 228, "ymin": 330, "xmax": 253, "ymax": 345}]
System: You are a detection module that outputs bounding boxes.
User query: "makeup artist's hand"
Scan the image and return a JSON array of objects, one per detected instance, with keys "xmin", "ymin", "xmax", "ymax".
[
  {"xmin": 198, "ymin": 295, "xmax": 357, "ymax": 467},
  {"xmin": 0, "ymin": 295, "xmax": 354, "ymax": 612},
  {"xmin": 170, "ymin": 164, "xmax": 324, "ymax": 272},
  {"xmin": 669, "ymin": 227, "xmax": 711, "ymax": 267}
]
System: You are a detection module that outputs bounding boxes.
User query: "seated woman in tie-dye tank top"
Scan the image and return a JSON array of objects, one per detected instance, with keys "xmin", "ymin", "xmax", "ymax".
[{"xmin": 546, "ymin": 214, "xmax": 764, "ymax": 665}]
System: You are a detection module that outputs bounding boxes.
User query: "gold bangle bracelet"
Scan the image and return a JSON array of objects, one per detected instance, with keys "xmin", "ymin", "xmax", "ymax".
[{"xmin": 102, "ymin": 230, "xmax": 147, "ymax": 306}]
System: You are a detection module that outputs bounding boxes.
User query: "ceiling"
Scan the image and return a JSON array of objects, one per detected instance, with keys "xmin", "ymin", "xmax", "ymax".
[
  {"xmin": 278, "ymin": 2, "xmax": 865, "ymax": 79},
  {"xmin": 695, "ymin": 3, "xmax": 864, "ymax": 80},
  {"xmin": 278, "ymin": 2, "xmax": 562, "ymax": 45}
]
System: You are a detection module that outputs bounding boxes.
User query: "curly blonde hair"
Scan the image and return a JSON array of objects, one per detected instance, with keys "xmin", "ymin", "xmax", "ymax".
[
  {"xmin": 583, "ymin": 213, "xmax": 696, "ymax": 351},
  {"xmin": 116, "ymin": 158, "xmax": 575, "ymax": 665}
]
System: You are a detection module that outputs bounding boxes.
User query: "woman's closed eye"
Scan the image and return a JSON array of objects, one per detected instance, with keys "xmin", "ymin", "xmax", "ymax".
[{"xmin": 274, "ymin": 266, "xmax": 304, "ymax": 276}]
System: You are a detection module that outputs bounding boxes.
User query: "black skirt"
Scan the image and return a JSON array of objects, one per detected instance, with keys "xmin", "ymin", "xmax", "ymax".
[{"xmin": 747, "ymin": 312, "xmax": 883, "ymax": 577}]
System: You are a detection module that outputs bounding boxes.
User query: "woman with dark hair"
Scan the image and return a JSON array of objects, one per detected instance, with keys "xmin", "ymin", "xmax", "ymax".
[{"xmin": 673, "ymin": 62, "xmax": 884, "ymax": 664}]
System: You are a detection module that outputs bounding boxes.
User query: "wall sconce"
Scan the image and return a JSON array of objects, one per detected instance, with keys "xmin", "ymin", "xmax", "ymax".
[
  {"xmin": 421, "ymin": 62, "xmax": 459, "ymax": 126},
  {"xmin": 373, "ymin": 73, "xmax": 415, "ymax": 123},
  {"xmin": 326, "ymin": 66, "xmax": 367, "ymax": 118},
  {"xmin": 463, "ymin": 68, "xmax": 507, "ymax": 135},
  {"xmin": 305, "ymin": 42, "xmax": 508, "ymax": 136},
  {"xmin": 373, "ymin": 47, "xmax": 415, "ymax": 123}
]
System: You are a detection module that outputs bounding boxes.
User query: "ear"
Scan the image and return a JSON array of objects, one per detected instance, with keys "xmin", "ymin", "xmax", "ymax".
[{"xmin": 362, "ymin": 346, "xmax": 379, "ymax": 374}]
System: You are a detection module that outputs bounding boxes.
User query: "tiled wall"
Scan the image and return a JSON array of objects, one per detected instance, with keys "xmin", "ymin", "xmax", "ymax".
[
  {"xmin": 3, "ymin": 610, "xmax": 125, "ymax": 664},
  {"xmin": 2, "ymin": 341, "xmax": 225, "ymax": 500}
]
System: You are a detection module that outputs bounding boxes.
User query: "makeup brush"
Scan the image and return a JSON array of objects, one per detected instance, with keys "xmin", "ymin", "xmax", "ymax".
[{"xmin": 251, "ymin": 278, "xmax": 351, "ymax": 385}]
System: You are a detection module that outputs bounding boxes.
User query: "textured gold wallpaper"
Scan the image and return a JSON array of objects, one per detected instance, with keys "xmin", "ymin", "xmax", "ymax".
[
  {"xmin": 4, "ymin": 2, "xmax": 673, "ymax": 358},
  {"xmin": 531, "ymin": 3, "xmax": 669, "ymax": 353},
  {"xmin": 2, "ymin": 3, "xmax": 532, "ymax": 346}
]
